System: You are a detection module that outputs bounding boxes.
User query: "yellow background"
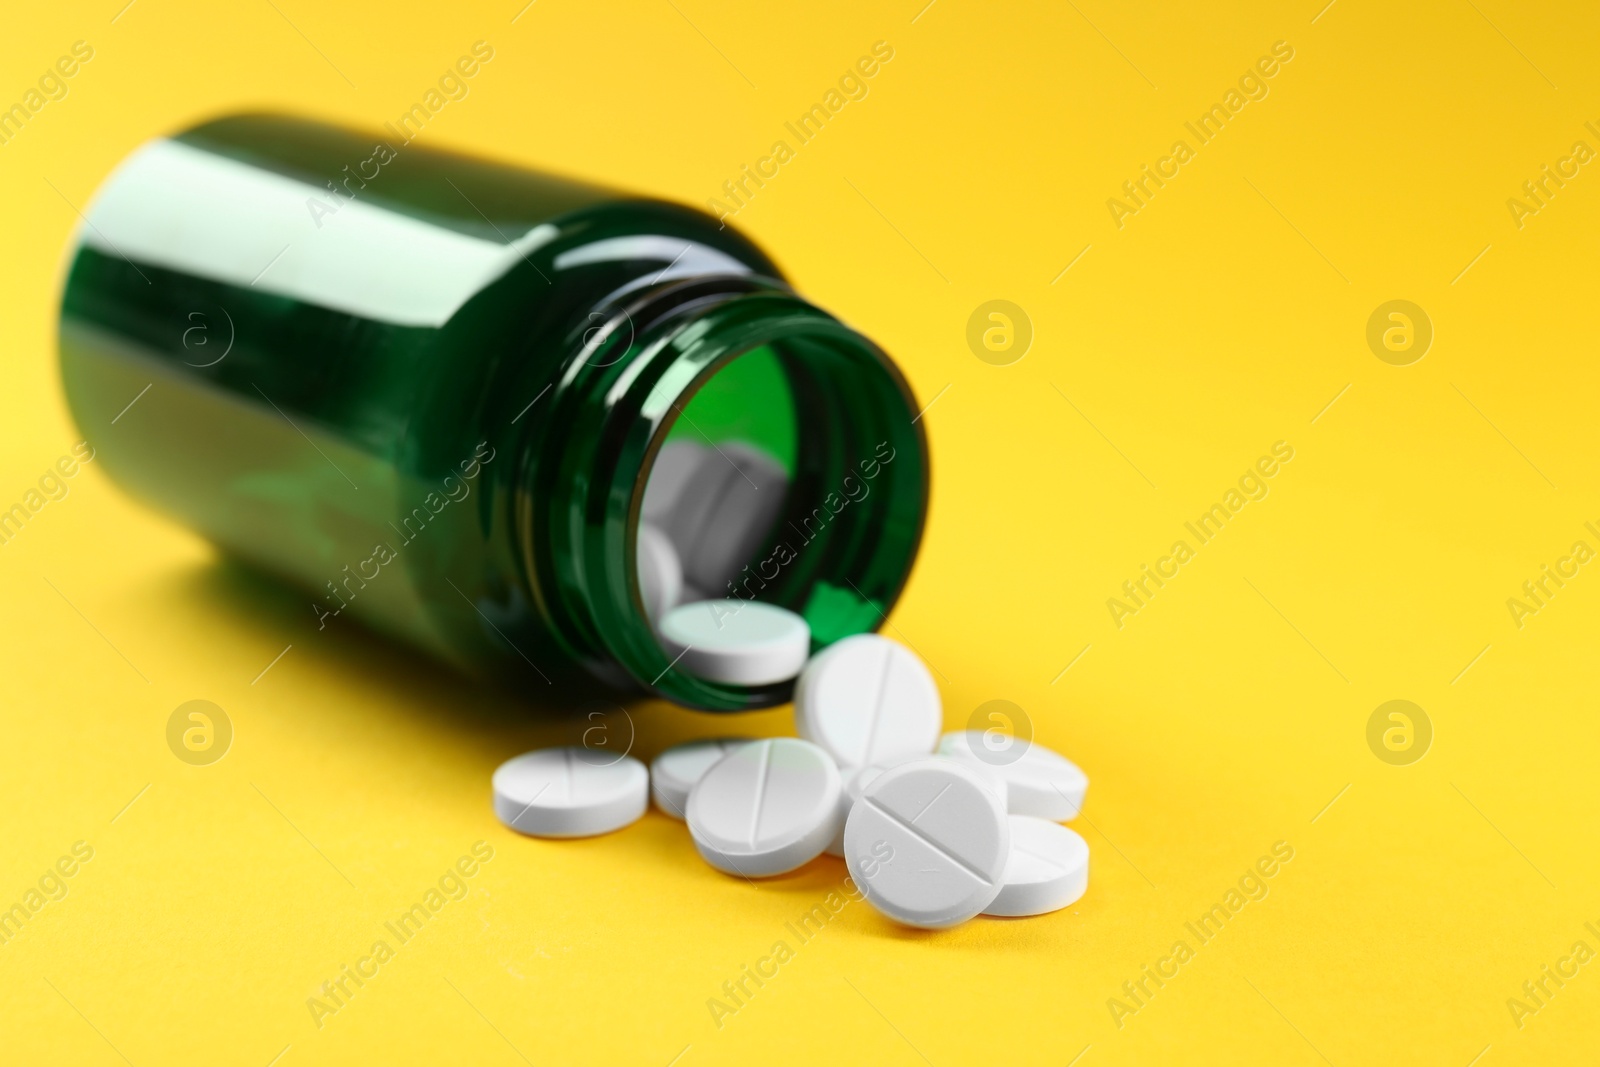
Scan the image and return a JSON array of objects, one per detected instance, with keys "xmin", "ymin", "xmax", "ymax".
[{"xmin": 2, "ymin": 0, "xmax": 1597, "ymax": 1063}]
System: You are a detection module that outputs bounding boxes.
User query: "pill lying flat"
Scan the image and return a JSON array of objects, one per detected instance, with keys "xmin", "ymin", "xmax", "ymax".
[
  {"xmin": 636, "ymin": 522, "xmax": 683, "ymax": 621},
  {"xmin": 844, "ymin": 759, "xmax": 1009, "ymax": 928},
  {"xmin": 657, "ymin": 600, "xmax": 811, "ymax": 686},
  {"xmin": 794, "ymin": 634, "xmax": 941, "ymax": 769},
  {"xmin": 651, "ymin": 738, "xmax": 749, "ymax": 819},
  {"xmin": 492, "ymin": 747, "xmax": 649, "ymax": 838},
  {"xmin": 937, "ymin": 731, "xmax": 1088, "ymax": 821},
  {"xmin": 687, "ymin": 737, "xmax": 841, "ymax": 877},
  {"xmin": 983, "ymin": 816, "xmax": 1089, "ymax": 917}
]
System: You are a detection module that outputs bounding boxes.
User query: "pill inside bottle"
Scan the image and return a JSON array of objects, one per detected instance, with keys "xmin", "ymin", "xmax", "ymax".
[{"xmin": 626, "ymin": 342, "xmax": 924, "ymax": 702}]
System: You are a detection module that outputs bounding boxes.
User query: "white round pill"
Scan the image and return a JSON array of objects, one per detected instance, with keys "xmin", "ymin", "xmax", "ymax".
[
  {"xmin": 652, "ymin": 444, "xmax": 727, "ymax": 556},
  {"xmin": 794, "ymin": 634, "xmax": 941, "ymax": 769},
  {"xmin": 492, "ymin": 747, "xmax": 649, "ymax": 838},
  {"xmin": 636, "ymin": 522, "xmax": 683, "ymax": 621},
  {"xmin": 650, "ymin": 738, "xmax": 749, "ymax": 819},
  {"xmin": 657, "ymin": 599, "xmax": 811, "ymax": 686},
  {"xmin": 844, "ymin": 758, "xmax": 1009, "ymax": 928},
  {"xmin": 642, "ymin": 440, "xmax": 712, "ymax": 527},
  {"xmin": 824, "ymin": 762, "xmax": 893, "ymax": 857},
  {"xmin": 983, "ymin": 816, "xmax": 1089, "ymax": 917},
  {"xmin": 821, "ymin": 757, "xmax": 934, "ymax": 857},
  {"xmin": 682, "ymin": 442, "xmax": 788, "ymax": 593},
  {"xmin": 937, "ymin": 731, "xmax": 1088, "ymax": 821},
  {"xmin": 686, "ymin": 737, "xmax": 840, "ymax": 877}
]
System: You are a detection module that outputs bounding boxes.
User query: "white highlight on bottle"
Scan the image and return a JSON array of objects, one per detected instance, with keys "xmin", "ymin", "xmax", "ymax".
[{"xmin": 78, "ymin": 138, "xmax": 561, "ymax": 328}]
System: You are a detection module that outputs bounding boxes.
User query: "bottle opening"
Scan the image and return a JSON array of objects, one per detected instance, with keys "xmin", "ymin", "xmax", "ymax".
[
  {"xmin": 633, "ymin": 328, "xmax": 927, "ymax": 709},
  {"xmin": 528, "ymin": 278, "xmax": 927, "ymax": 712}
]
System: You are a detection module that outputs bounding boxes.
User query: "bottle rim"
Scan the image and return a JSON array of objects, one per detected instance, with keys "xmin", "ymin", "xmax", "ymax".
[{"xmin": 515, "ymin": 274, "xmax": 929, "ymax": 711}]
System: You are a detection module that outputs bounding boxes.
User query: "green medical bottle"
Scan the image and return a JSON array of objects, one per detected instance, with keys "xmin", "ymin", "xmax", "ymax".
[{"xmin": 57, "ymin": 114, "xmax": 927, "ymax": 711}]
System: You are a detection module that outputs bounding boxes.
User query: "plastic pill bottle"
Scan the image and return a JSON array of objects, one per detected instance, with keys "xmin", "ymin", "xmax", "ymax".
[{"xmin": 57, "ymin": 114, "xmax": 928, "ymax": 711}]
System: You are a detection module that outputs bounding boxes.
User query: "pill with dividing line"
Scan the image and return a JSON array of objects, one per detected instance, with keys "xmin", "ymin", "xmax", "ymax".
[
  {"xmin": 937, "ymin": 730, "xmax": 1087, "ymax": 821},
  {"xmin": 686, "ymin": 737, "xmax": 840, "ymax": 877},
  {"xmin": 650, "ymin": 738, "xmax": 750, "ymax": 820},
  {"xmin": 794, "ymin": 633, "xmax": 940, "ymax": 769},
  {"xmin": 492, "ymin": 747, "xmax": 649, "ymax": 838},
  {"xmin": 657, "ymin": 599, "xmax": 811, "ymax": 686},
  {"xmin": 844, "ymin": 758, "xmax": 1009, "ymax": 928},
  {"xmin": 824, "ymin": 759, "xmax": 915, "ymax": 858},
  {"xmin": 983, "ymin": 816, "xmax": 1089, "ymax": 917}
]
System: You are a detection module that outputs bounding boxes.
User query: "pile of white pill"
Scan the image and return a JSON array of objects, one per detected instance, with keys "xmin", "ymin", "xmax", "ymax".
[
  {"xmin": 490, "ymin": 436, "xmax": 1090, "ymax": 928},
  {"xmin": 492, "ymin": 627, "xmax": 1091, "ymax": 929}
]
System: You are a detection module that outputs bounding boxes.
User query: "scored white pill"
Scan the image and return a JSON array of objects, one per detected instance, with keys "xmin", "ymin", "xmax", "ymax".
[
  {"xmin": 844, "ymin": 759, "xmax": 1009, "ymax": 928},
  {"xmin": 821, "ymin": 756, "xmax": 933, "ymax": 858},
  {"xmin": 657, "ymin": 600, "xmax": 811, "ymax": 686},
  {"xmin": 824, "ymin": 762, "xmax": 893, "ymax": 858},
  {"xmin": 983, "ymin": 816, "xmax": 1090, "ymax": 917},
  {"xmin": 794, "ymin": 634, "xmax": 941, "ymax": 769},
  {"xmin": 650, "ymin": 738, "xmax": 749, "ymax": 820},
  {"xmin": 937, "ymin": 731, "xmax": 1089, "ymax": 821},
  {"xmin": 650, "ymin": 440, "xmax": 789, "ymax": 594},
  {"xmin": 636, "ymin": 522, "xmax": 683, "ymax": 621},
  {"xmin": 687, "ymin": 737, "xmax": 840, "ymax": 877},
  {"xmin": 651, "ymin": 444, "xmax": 727, "ymax": 560},
  {"xmin": 642, "ymin": 440, "xmax": 712, "ymax": 527},
  {"xmin": 492, "ymin": 747, "xmax": 649, "ymax": 838},
  {"xmin": 682, "ymin": 442, "xmax": 789, "ymax": 593}
]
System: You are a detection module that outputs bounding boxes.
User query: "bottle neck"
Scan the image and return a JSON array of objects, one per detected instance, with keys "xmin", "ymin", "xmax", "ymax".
[{"xmin": 514, "ymin": 273, "xmax": 928, "ymax": 711}]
